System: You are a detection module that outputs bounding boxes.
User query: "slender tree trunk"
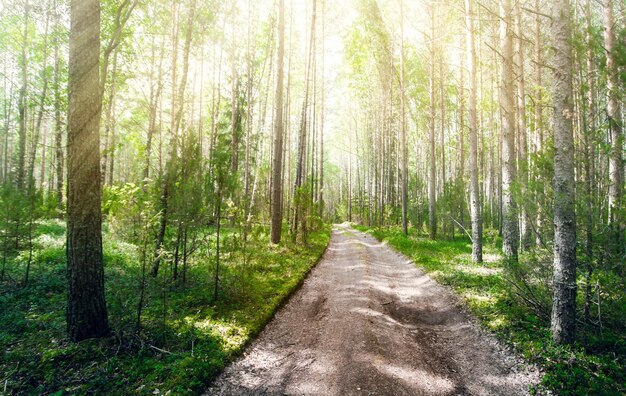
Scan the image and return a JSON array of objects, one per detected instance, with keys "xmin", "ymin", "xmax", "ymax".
[
  {"xmin": 102, "ymin": 50, "xmax": 119, "ymax": 186},
  {"xmin": 603, "ymin": 0, "xmax": 624, "ymax": 252},
  {"xmin": 213, "ymin": 189, "xmax": 222, "ymax": 301},
  {"xmin": 534, "ymin": 0, "xmax": 544, "ymax": 245},
  {"xmin": 466, "ymin": 0, "xmax": 482, "ymax": 262},
  {"xmin": 550, "ymin": 0, "xmax": 577, "ymax": 346},
  {"xmin": 66, "ymin": 0, "xmax": 109, "ymax": 342},
  {"xmin": 293, "ymin": 0, "xmax": 316, "ymax": 238},
  {"xmin": 145, "ymin": 38, "xmax": 165, "ymax": 181},
  {"xmin": 400, "ymin": 0, "xmax": 408, "ymax": 236},
  {"xmin": 583, "ymin": 0, "xmax": 595, "ymax": 329},
  {"xmin": 29, "ymin": 13, "xmax": 50, "ymax": 190},
  {"xmin": 318, "ymin": 1, "xmax": 325, "ymax": 218},
  {"xmin": 515, "ymin": 1, "xmax": 531, "ymax": 250},
  {"xmin": 500, "ymin": 0, "xmax": 519, "ymax": 262},
  {"xmin": 230, "ymin": 17, "xmax": 239, "ymax": 173},
  {"xmin": 16, "ymin": 0, "xmax": 29, "ymax": 191},
  {"xmin": 270, "ymin": 0, "xmax": 285, "ymax": 244},
  {"xmin": 428, "ymin": 2, "xmax": 437, "ymax": 239}
]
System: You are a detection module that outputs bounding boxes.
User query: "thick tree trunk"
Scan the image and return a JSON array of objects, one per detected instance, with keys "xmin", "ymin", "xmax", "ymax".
[
  {"xmin": 499, "ymin": 0, "xmax": 518, "ymax": 262},
  {"xmin": 67, "ymin": 0, "xmax": 109, "ymax": 342},
  {"xmin": 550, "ymin": 0, "xmax": 577, "ymax": 346},
  {"xmin": 465, "ymin": 0, "xmax": 482, "ymax": 262},
  {"xmin": 270, "ymin": 0, "xmax": 285, "ymax": 244}
]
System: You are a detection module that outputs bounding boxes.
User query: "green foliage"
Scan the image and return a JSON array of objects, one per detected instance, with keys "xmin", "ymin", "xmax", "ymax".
[
  {"xmin": 355, "ymin": 224, "xmax": 626, "ymax": 396},
  {"xmin": 0, "ymin": 220, "xmax": 330, "ymax": 395}
]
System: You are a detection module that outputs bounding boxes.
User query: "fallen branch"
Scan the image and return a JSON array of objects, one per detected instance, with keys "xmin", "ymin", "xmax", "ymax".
[
  {"xmin": 149, "ymin": 344, "xmax": 175, "ymax": 355},
  {"xmin": 448, "ymin": 215, "xmax": 473, "ymax": 242}
]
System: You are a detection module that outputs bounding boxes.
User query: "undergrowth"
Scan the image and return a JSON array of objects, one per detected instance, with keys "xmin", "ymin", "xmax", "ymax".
[{"xmin": 0, "ymin": 220, "xmax": 330, "ymax": 395}]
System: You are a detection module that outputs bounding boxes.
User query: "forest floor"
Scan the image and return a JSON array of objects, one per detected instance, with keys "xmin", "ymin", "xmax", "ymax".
[{"xmin": 206, "ymin": 224, "xmax": 540, "ymax": 395}]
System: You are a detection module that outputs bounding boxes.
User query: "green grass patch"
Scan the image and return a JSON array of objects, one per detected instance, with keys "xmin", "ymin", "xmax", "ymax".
[
  {"xmin": 1, "ymin": 221, "xmax": 330, "ymax": 395},
  {"xmin": 354, "ymin": 224, "xmax": 625, "ymax": 396}
]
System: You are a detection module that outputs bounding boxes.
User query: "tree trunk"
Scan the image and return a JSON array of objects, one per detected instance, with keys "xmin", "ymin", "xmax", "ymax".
[
  {"xmin": 16, "ymin": 0, "xmax": 29, "ymax": 191},
  {"xmin": 270, "ymin": 0, "xmax": 285, "ymax": 244},
  {"xmin": 466, "ymin": 0, "xmax": 482, "ymax": 262},
  {"xmin": 550, "ymin": 0, "xmax": 577, "ymax": 346},
  {"xmin": 293, "ymin": 0, "xmax": 316, "ymax": 238},
  {"xmin": 499, "ymin": 0, "xmax": 518, "ymax": 262},
  {"xmin": 533, "ymin": 0, "xmax": 543, "ymax": 246},
  {"xmin": 515, "ymin": 1, "xmax": 531, "ymax": 250},
  {"xmin": 603, "ymin": 0, "xmax": 623, "ymax": 252},
  {"xmin": 428, "ymin": 2, "xmax": 437, "ymax": 240},
  {"xmin": 400, "ymin": 0, "xmax": 407, "ymax": 236},
  {"xmin": 67, "ymin": 0, "xmax": 109, "ymax": 342}
]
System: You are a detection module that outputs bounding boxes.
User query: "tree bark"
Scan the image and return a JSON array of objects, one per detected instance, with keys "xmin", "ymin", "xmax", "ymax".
[
  {"xmin": 499, "ymin": 0, "xmax": 518, "ymax": 262},
  {"xmin": 515, "ymin": 1, "xmax": 531, "ymax": 250},
  {"xmin": 550, "ymin": 0, "xmax": 577, "ymax": 345},
  {"xmin": 603, "ymin": 0, "xmax": 624, "ymax": 251},
  {"xmin": 16, "ymin": 0, "xmax": 29, "ymax": 191},
  {"xmin": 53, "ymin": 7, "xmax": 64, "ymax": 210},
  {"xmin": 400, "ymin": 0, "xmax": 407, "ymax": 236},
  {"xmin": 428, "ymin": 2, "xmax": 437, "ymax": 240},
  {"xmin": 67, "ymin": 0, "xmax": 109, "ymax": 342},
  {"xmin": 270, "ymin": 0, "xmax": 285, "ymax": 244},
  {"xmin": 466, "ymin": 0, "xmax": 482, "ymax": 262},
  {"xmin": 293, "ymin": 0, "xmax": 316, "ymax": 238}
]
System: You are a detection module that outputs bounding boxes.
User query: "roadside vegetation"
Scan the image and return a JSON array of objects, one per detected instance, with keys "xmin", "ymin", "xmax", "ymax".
[
  {"xmin": 1, "ymin": 217, "xmax": 329, "ymax": 395},
  {"xmin": 354, "ymin": 225, "xmax": 625, "ymax": 396}
]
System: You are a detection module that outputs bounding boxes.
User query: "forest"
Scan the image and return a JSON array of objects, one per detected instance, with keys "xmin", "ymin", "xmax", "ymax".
[{"xmin": 0, "ymin": 0, "xmax": 624, "ymax": 394}]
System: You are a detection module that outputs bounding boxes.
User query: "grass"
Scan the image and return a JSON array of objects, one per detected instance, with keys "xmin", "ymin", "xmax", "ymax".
[
  {"xmin": 0, "ymin": 219, "xmax": 330, "ymax": 395},
  {"xmin": 354, "ymin": 224, "xmax": 625, "ymax": 396}
]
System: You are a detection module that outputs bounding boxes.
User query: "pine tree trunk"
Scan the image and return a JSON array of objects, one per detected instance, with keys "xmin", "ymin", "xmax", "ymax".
[
  {"xmin": 428, "ymin": 2, "xmax": 437, "ymax": 240},
  {"xmin": 515, "ymin": 1, "xmax": 531, "ymax": 250},
  {"xmin": 603, "ymin": 0, "xmax": 624, "ymax": 252},
  {"xmin": 466, "ymin": 0, "xmax": 482, "ymax": 262},
  {"xmin": 270, "ymin": 0, "xmax": 285, "ymax": 244},
  {"xmin": 67, "ymin": 0, "xmax": 109, "ymax": 342},
  {"xmin": 400, "ymin": 0, "xmax": 407, "ymax": 236},
  {"xmin": 53, "ymin": 19, "xmax": 64, "ymax": 210},
  {"xmin": 16, "ymin": 0, "xmax": 29, "ymax": 191},
  {"xmin": 550, "ymin": 0, "xmax": 577, "ymax": 346},
  {"xmin": 533, "ymin": 0, "xmax": 543, "ymax": 246},
  {"xmin": 293, "ymin": 0, "xmax": 316, "ymax": 238},
  {"xmin": 499, "ymin": 0, "xmax": 518, "ymax": 262}
]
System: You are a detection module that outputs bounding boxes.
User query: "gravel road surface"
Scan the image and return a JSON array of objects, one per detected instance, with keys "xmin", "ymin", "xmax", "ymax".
[{"xmin": 206, "ymin": 224, "xmax": 540, "ymax": 395}]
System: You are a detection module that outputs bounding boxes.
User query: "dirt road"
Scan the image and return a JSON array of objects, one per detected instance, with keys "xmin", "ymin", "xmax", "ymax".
[{"xmin": 206, "ymin": 225, "xmax": 539, "ymax": 395}]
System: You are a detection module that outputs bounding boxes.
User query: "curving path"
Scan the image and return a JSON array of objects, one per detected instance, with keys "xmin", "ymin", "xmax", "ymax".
[{"xmin": 206, "ymin": 224, "xmax": 539, "ymax": 395}]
